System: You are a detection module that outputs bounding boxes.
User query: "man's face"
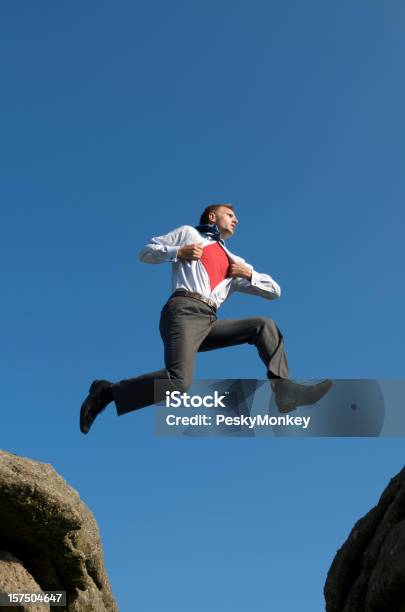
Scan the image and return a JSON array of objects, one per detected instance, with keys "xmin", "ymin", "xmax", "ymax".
[{"xmin": 209, "ymin": 206, "xmax": 238, "ymax": 239}]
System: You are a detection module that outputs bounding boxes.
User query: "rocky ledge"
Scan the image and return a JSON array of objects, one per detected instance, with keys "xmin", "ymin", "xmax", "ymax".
[
  {"xmin": 0, "ymin": 450, "xmax": 117, "ymax": 611},
  {"xmin": 325, "ymin": 466, "xmax": 405, "ymax": 612}
]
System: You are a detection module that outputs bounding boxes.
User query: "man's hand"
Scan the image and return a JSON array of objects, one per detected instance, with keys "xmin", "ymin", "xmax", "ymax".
[
  {"xmin": 178, "ymin": 243, "xmax": 204, "ymax": 261},
  {"xmin": 229, "ymin": 262, "xmax": 252, "ymax": 281}
]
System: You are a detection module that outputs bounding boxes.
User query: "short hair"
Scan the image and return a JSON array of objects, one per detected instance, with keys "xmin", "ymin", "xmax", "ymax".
[{"xmin": 199, "ymin": 203, "xmax": 234, "ymax": 225}]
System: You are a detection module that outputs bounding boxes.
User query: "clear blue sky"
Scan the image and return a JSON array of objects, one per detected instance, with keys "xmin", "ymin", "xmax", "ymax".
[{"xmin": 1, "ymin": 2, "xmax": 404, "ymax": 610}]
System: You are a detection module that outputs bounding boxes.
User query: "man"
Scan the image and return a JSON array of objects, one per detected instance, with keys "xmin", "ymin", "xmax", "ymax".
[{"xmin": 80, "ymin": 203, "xmax": 331, "ymax": 434}]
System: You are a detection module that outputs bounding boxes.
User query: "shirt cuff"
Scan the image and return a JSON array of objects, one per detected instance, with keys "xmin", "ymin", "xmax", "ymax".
[
  {"xmin": 166, "ymin": 246, "xmax": 180, "ymax": 262},
  {"xmin": 250, "ymin": 269, "xmax": 259, "ymax": 286}
]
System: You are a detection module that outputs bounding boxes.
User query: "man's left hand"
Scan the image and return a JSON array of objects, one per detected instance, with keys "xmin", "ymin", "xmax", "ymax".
[{"xmin": 229, "ymin": 263, "xmax": 252, "ymax": 281}]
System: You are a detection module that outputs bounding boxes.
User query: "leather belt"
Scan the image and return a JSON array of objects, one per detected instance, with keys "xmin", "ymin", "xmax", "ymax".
[{"xmin": 170, "ymin": 289, "xmax": 217, "ymax": 312}]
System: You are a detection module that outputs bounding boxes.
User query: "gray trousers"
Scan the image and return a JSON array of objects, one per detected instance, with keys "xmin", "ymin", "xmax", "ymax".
[{"xmin": 112, "ymin": 296, "xmax": 290, "ymax": 415}]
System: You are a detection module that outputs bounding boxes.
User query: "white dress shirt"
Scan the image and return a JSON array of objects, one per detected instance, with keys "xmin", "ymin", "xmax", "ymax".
[{"xmin": 139, "ymin": 225, "xmax": 281, "ymax": 310}]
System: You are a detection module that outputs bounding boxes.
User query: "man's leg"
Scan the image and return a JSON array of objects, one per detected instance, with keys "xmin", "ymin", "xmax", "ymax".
[
  {"xmin": 198, "ymin": 316, "xmax": 331, "ymax": 412},
  {"xmin": 199, "ymin": 316, "xmax": 289, "ymax": 377},
  {"xmin": 112, "ymin": 297, "xmax": 216, "ymax": 415},
  {"xmin": 80, "ymin": 297, "xmax": 217, "ymax": 432}
]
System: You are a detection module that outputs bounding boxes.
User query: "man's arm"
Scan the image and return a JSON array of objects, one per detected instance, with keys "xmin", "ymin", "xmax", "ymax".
[
  {"xmin": 139, "ymin": 225, "xmax": 201, "ymax": 264},
  {"xmin": 229, "ymin": 258, "xmax": 281, "ymax": 300}
]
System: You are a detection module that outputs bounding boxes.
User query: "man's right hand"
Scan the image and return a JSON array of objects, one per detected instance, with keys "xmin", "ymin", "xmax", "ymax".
[{"xmin": 178, "ymin": 243, "xmax": 204, "ymax": 261}]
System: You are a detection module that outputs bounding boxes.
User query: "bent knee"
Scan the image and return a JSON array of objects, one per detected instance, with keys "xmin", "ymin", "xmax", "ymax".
[
  {"xmin": 169, "ymin": 376, "xmax": 192, "ymax": 393},
  {"xmin": 257, "ymin": 317, "xmax": 281, "ymax": 340},
  {"xmin": 256, "ymin": 316, "xmax": 275, "ymax": 329}
]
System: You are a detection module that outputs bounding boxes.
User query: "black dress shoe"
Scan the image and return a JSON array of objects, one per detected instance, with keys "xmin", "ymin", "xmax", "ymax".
[
  {"xmin": 80, "ymin": 379, "xmax": 113, "ymax": 434},
  {"xmin": 271, "ymin": 379, "xmax": 333, "ymax": 414}
]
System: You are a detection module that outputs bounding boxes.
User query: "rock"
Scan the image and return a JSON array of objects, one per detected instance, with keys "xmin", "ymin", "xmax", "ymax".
[
  {"xmin": 0, "ymin": 450, "xmax": 117, "ymax": 612},
  {"xmin": 324, "ymin": 466, "xmax": 405, "ymax": 612},
  {"xmin": 0, "ymin": 550, "xmax": 50, "ymax": 611}
]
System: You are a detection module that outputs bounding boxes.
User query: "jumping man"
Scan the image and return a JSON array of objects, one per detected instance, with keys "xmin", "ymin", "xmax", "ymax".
[{"xmin": 80, "ymin": 203, "xmax": 331, "ymax": 433}]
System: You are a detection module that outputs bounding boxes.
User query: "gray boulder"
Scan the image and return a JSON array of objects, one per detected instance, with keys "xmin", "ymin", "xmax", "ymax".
[
  {"xmin": 0, "ymin": 550, "xmax": 50, "ymax": 611},
  {"xmin": 0, "ymin": 450, "xmax": 117, "ymax": 612},
  {"xmin": 325, "ymin": 466, "xmax": 405, "ymax": 612}
]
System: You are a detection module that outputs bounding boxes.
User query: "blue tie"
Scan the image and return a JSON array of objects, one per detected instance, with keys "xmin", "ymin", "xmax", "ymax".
[{"xmin": 194, "ymin": 223, "xmax": 225, "ymax": 245}]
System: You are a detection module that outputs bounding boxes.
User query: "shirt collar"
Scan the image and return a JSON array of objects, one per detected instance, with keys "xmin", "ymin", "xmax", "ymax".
[{"xmin": 194, "ymin": 223, "xmax": 225, "ymax": 246}]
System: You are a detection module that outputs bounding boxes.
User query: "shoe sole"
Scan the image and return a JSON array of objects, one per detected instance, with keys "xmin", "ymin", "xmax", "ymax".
[
  {"xmin": 80, "ymin": 380, "xmax": 110, "ymax": 435},
  {"xmin": 79, "ymin": 382, "xmax": 99, "ymax": 435},
  {"xmin": 80, "ymin": 397, "xmax": 91, "ymax": 434}
]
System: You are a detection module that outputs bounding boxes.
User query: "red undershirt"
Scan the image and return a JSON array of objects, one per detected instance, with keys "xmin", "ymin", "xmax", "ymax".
[{"xmin": 200, "ymin": 242, "xmax": 231, "ymax": 291}]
